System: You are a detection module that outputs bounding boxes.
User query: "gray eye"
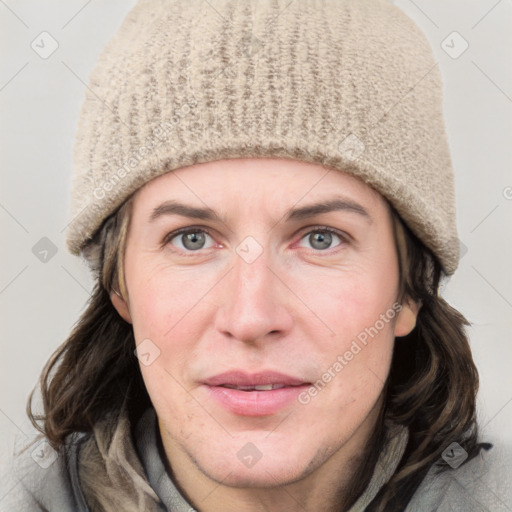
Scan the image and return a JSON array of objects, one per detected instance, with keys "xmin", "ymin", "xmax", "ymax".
[
  {"xmin": 299, "ymin": 230, "xmax": 342, "ymax": 251},
  {"xmin": 171, "ymin": 230, "xmax": 213, "ymax": 251},
  {"xmin": 182, "ymin": 232, "xmax": 206, "ymax": 250},
  {"xmin": 309, "ymin": 232, "xmax": 333, "ymax": 250}
]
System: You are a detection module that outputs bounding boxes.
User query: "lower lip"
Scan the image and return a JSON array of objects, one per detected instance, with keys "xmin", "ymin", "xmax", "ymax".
[{"xmin": 204, "ymin": 384, "xmax": 310, "ymax": 416}]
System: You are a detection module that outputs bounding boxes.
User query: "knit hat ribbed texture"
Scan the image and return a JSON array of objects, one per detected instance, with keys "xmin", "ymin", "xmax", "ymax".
[{"xmin": 67, "ymin": 0, "xmax": 459, "ymax": 274}]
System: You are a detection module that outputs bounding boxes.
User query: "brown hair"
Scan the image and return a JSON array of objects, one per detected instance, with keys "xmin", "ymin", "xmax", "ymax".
[
  {"xmin": 368, "ymin": 212, "xmax": 480, "ymax": 510},
  {"xmin": 27, "ymin": 195, "xmax": 480, "ymax": 510}
]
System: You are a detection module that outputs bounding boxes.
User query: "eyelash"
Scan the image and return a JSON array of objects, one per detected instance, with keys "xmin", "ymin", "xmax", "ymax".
[{"xmin": 162, "ymin": 225, "xmax": 349, "ymax": 255}]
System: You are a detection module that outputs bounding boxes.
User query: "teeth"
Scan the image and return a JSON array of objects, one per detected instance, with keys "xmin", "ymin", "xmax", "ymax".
[{"xmin": 222, "ymin": 384, "xmax": 287, "ymax": 391}]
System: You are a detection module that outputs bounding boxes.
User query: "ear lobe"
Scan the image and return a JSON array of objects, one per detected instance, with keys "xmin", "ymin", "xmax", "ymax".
[
  {"xmin": 394, "ymin": 299, "xmax": 421, "ymax": 337},
  {"xmin": 110, "ymin": 290, "xmax": 132, "ymax": 324}
]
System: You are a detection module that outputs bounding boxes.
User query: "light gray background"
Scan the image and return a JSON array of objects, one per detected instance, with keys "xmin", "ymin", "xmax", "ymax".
[{"xmin": 1, "ymin": 0, "xmax": 511, "ymax": 497}]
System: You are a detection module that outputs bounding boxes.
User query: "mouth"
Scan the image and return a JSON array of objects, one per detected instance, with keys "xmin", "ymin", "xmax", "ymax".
[
  {"xmin": 218, "ymin": 383, "xmax": 301, "ymax": 391},
  {"xmin": 202, "ymin": 370, "xmax": 311, "ymax": 416}
]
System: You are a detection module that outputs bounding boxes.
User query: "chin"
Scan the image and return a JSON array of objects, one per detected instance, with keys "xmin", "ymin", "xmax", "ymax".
[
  {"xmin": 192, "ymin": 447, "xmax": 313, "ymax": 489},
  {"xmin": 203, "ymin": 462, "xmax": 308, "ymax": 489}
]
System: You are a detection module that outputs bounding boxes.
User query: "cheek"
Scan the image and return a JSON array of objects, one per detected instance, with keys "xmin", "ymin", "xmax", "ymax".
[
  {"xmin": 315, "ymin": 270, "xmax": 398, "ymax": 346},
  {"xmin": 126, "ymin": 260, "xmax": 214, "ymax": 390},
  {"xmin": 126, "ymin": 258, "xmax": 205, "ymax": 342},
  {"xmin": 129, "ymin": 270, "xmax": 201, "ymax": 416},
  {"xmin": 302, "ymin": 263, "xmax": 399, "ymax": 409},
  {"xmin": 129, "ymin": 283, "xmax": 174, "ymax": 341}
]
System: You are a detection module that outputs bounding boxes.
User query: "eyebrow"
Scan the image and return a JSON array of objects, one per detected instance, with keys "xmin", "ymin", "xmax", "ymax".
[
  {"xmin": 285, "ymin": 198, "xmax": 372, "ymax": 224},
  {"xmin": 149, "ymin": 198, "xmax": 372, "ymax": 224}
]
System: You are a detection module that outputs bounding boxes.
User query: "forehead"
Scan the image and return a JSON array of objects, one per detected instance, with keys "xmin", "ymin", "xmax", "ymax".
[{"xmin": 133, "ymin": 157, "xmax": 385, "ymax": 210}]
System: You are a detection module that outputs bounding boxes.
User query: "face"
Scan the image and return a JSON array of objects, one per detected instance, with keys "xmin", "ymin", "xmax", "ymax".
[{"xmin": 112, "ymin": 158, "xmax": 418, "ymax": 491}]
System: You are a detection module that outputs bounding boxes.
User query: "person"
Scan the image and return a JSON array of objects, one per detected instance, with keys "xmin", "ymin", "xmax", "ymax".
[{"xmin": 3, "ymin": 0, "xmax": 511, "ymax": 511}]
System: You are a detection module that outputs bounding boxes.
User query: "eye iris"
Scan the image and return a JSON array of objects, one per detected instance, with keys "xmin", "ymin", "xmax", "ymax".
[
  {"xmin": 182, "ymin": 231, "xmax": 205, "ymax": 250},
  {"xmin": 309, "ymin": 231, "xmax": 332, "ymax": 250},
  {"xmin": 177, "ymin": 230, "xmax": 336, "ymax": 251}
]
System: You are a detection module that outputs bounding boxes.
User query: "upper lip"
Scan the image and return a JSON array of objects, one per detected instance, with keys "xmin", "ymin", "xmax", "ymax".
[{"xmin": 203, "ymin": 370, "xmax": 308, "ymax": 387}]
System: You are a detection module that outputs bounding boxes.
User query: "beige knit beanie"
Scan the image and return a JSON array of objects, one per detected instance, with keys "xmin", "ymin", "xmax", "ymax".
[{"xmin": 67, "ymin": 0, "xmax": 460, "ymax": 275}]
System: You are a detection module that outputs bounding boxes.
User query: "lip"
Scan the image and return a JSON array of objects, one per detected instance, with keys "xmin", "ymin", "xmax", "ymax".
[
  {"xmin": 202, "ymin": 370, "xmax": 310, "ymax": 416},
  {"xmin": 203, "ymin": 370, "xmax": 307, "ymax": 387}
]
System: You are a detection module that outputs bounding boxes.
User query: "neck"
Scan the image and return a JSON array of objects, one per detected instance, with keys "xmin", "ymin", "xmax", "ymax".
[{"xmin": 336, "ymin": 409, "xmax": 386, "ymax": 510}]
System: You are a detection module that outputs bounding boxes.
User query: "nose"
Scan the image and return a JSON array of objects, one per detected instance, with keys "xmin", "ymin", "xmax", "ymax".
[{"xmin": 214, "ymin": 247, "xmax": 293, "ymax": 344}]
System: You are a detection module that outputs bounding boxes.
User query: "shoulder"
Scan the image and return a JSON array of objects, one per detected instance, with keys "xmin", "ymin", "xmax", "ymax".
[
  {"xmin": 406, "ymin": 439, "xmax": 512, "ymax": 511},
  {"xmin": 1, "ymin": 430, "xmax": 90, "ymax": 512}
]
